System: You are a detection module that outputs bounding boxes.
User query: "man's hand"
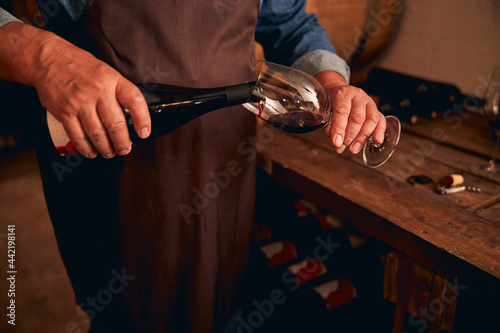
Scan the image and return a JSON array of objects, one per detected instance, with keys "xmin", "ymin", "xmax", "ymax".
[
  {"xmin": 315, "ymin": 70, "xmax": 386, "ymax": 155},
  {"xmin": 0, "ymin": 22, "xmax": 151, "ymax": 158}
]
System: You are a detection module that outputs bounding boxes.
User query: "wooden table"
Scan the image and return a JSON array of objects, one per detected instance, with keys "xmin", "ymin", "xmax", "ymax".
[{"xmin": 256, "ymin": 112, "xmax": 500, "ymax": 332}]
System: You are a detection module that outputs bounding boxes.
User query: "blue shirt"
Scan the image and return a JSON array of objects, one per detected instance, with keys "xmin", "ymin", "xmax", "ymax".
[{"xmin": 0, "ymin": 0, "xmax": 349, "ymax": 81}]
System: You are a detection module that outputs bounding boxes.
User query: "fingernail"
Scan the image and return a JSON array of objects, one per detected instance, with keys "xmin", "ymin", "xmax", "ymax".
[
  {"xmin": 104, "ymin": 152, "xmax": 115, "ymax": 159},
  {"xmin": 334, "ymin": 134, "xmax": 343, "ymax": 147},
  {"xmin": 118, "ymin": 148, "xmax": 131, "ymax": 155},
  {"xmin": 336, "ymin": 144, "xmax": 346, "ymax": 154},
  {"xmin": 377, "ymin": 133, "xmax": 385, "ymax": 143},
  {"xmin": 139, "ymin": 127, "xmax": 150, "ymax": 139},
  {"xmin": 352, "ymin": 142, "xmax": 362, "ymax": 154}
]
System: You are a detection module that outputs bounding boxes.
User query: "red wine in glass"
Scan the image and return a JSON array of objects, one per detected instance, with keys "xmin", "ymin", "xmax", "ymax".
[
  {"xmin": 256, "ymin": 99, "xmax": 324, "ymax": 133},
  {"xmin": 266, "ymin": 111, "xmax": 324, "ymax": 134}
]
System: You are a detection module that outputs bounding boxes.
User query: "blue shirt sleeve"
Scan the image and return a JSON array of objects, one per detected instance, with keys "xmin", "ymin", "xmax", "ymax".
[
  {"xmin": 256, "ymin": 0, "xmax": 350, "ymax": 82},
  {"xmin": 1, "ymin": 1, "xmax": 87, "ymax": 28},
  {"xmin": 256, "ymin": 0, "xmax": 334, "ymax": 65},
  {"xmin": 0, "ymin": 7, "xmax": 22, "ymax": 28},
  {"xmin": 54, "ymin": 0, "xmax": 88, "ymax": 21}
]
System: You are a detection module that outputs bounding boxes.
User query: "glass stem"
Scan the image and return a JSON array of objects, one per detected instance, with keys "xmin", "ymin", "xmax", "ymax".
[{"xmin": 369, "ymin": 135, "xmax": 384, "ymax": 150}]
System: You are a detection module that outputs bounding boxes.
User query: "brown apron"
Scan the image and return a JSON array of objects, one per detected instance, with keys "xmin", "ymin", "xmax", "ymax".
[{"xmin": 36, "ymin": 0, "xmax": 260, "ymax": 332}]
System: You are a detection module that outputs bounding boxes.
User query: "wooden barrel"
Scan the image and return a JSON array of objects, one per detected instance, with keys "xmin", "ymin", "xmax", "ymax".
[
  {"xmin": 257, "ymin": 0, "xmax": 403, "ymax": 72},
  {"xmin": 307, "ymin": 0, "xmax": 403, "ymax": 69}
]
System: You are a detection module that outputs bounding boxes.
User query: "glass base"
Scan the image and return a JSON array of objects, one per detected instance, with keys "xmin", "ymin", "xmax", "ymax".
[{"xmin": 362, "ymin": 115, "xmax": 401, "ymax": 168}]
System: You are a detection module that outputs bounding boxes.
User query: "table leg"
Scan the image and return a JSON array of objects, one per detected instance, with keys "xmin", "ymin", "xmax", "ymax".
[{"xmin": 383, "ymin": 252, "xmax": 458, "ymax": 333}]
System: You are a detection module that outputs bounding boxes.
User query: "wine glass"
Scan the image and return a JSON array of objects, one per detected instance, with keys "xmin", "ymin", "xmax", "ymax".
[
  {"xmin": 244, "ymin": 61, "xmax": 332, "ymax": 134},
  {"xmin": 245, "ymin": 61, "xmax": 401, "ymax": 168},
  {"xmin": 470, "ymin": 66, "xmax": 500, "ymax": 181}
]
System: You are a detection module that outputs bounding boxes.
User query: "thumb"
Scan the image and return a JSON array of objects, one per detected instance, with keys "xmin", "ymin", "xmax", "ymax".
[{"xmin": 116, "ymin": 78, "xmax": 151, "ymax": 139}]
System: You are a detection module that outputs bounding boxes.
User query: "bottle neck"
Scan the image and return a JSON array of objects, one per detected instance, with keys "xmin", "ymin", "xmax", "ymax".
[
  {"xmin": 127, "ymin": 81, "xmax": 258, "ymax": 142},
  {"xmin": 140, "ymin": 81, "xmax": 257, "ymax": 108}
]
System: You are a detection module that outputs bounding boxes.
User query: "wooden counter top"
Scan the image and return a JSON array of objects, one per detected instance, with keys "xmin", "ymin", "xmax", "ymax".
[{"xmin": 256, "ymin": 112, "xmax": 500, "ymax": 284}]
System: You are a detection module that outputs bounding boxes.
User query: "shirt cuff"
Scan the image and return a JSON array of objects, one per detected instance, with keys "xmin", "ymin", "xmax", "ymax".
[
  {"xmin": 0, "ymin": 8, "xmax": 22, "ymax": 28},
  {"xmin": 291, "ymin": 49, "xmax": 351, "ymax": 84}
]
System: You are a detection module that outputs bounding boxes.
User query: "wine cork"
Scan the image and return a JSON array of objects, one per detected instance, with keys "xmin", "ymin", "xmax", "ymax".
[{"xmin": 442, "ymin": 174, "xmax": 464, "ymax": 187}]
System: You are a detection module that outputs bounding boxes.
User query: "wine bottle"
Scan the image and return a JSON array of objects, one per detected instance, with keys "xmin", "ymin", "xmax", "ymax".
[
  {"xmin": 47, "ymin": 81, "xmax": 258, "ymax": 155},
  {"xmin": 130, "ymin": 82, "xmax": 258, "ymax": 141}
]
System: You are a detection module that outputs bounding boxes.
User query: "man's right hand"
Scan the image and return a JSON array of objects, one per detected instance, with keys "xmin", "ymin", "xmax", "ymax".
[{"xmin": 0, "ymin": 21, "xmax": 151, "ymax": 158}]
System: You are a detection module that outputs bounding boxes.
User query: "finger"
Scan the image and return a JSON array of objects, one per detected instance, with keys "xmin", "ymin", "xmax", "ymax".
[
  {"xmin": 348, "ymin": 102, "xmax": 382, "ymax": 154},
  {"xmin": 97, "ymin": 97, "xmax": 132, "ymax": 156},
  {"xmin": 116, "ymin": 79, "xmax": 150, "ymax": 139},
  {"xmin": 335, "ymin": 144, "xmax": 347, "ymax": 154},
  {"xmin": 61, "ymin": 116, "xmax": 97, "ymax": 158},
  {"xmin": 328, "ymin": 91, "xmax": 352, "ymax": 149},
  {"xmin": 343, "ymin": 97, "xmax": 367, "ymax": 148},
  {"xmin": 324, "ymin": 123, "xmax": 331, "ymax": 137},
  {"xmin": 79, "ymin": 107, "xmax": 116, "ymax": 159},
  {"xmin": 372, "ymin": 112, "xmax": 387, "ymax": 144}
]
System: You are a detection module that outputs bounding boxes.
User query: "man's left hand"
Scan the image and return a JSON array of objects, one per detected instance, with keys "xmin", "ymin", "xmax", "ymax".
[{"xmin": 315, "ymin": 70, "xmax": 386, "ymax": 155}]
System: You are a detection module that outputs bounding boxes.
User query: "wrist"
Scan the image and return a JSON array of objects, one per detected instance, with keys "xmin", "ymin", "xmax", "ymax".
[{"xmin": 315, "ymin": 70, "xmax": 348, "ymax": 88}]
